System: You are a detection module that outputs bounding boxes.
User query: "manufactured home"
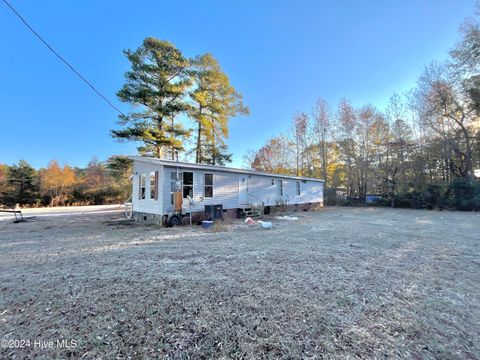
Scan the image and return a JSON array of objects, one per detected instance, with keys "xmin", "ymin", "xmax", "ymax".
[{"xmin": 129, "ymin": 156, "xmax": 324, "ymax": 225}]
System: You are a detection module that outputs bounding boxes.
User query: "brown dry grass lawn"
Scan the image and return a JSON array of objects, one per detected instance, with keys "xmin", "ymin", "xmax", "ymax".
[{"xmin": 0, "ymin": 207, "xmax": 479, "ymax": 359}]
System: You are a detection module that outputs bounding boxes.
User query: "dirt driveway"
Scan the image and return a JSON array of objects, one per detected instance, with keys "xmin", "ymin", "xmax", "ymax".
[{"xmin": 0, "ymin": 207, "xmax": 479, "ymax": 359}]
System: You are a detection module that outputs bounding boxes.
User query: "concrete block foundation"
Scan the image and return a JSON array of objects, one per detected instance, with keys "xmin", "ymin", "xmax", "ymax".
[{"xmin": 132, "ymin": 202, "xmax": 323, "ymax": 226}]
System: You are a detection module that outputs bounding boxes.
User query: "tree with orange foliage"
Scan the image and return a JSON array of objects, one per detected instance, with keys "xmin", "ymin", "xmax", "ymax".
[
  {"xmin": 250, "ymin": 135, "xmax": 295, "ymax": 175},
  {"xmin": 39, "ymin": 160, "xmax": 77, "ymax": 206}
]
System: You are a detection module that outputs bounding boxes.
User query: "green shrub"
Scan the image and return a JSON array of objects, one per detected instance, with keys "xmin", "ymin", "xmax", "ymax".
[
  {"xmin": 324, "ymin": 188, "xmax": 338, "ymax": 205},
  {"xmin": 376, "ymin": 179, "xmax": 480, "ymax": 211},
  {"xmin": 421, "ymin": 184, "xmax": 447, "ymax": 209},
  {"xmin": 447, "ymin": 179, "xmax": 480, "ymax": 211}
]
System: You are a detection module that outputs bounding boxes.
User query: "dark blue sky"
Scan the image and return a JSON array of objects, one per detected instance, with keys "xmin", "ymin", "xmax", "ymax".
[{"xmin": 0, "ymin": 0, "xmax": 475, "ymax": 168}]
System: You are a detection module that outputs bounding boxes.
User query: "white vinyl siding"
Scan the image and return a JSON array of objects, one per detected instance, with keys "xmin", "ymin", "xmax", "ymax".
[
  {"xmin": 276, "ymin": 179, "xmax": 283, "ymax": 197},
  {"xmin": 132, "ymin": 159, "xmax": 323, "ymax": 216},
  {"xmin": 132, "ymin": 162, "xmax": 163, "ymax": 215}
]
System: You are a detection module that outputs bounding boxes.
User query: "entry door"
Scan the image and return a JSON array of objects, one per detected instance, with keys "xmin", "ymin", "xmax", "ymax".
[{"xmin": 239, "ymin": 176, "xmax": 248, "ymax": 205}]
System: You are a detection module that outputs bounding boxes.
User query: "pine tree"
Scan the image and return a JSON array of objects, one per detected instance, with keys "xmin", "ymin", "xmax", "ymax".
[
  {"xmin": 6, "ymin": 160, "xmax": 39, "ymax": 206},
  {"xmin": 112, "ymin": 38, "xmax": 191, "ymax": 158},
  {"xmin": 189, "ymin": 53, "xmax": 249, "ymax": 165}
]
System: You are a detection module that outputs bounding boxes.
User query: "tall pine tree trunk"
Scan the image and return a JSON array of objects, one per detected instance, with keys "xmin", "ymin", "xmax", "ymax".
[
  {"xmin": 196, "ymin": 122, "xmax": 202, "ymax": 163},
  {"xmin": 462, "ymin": 126, "xmax": 473, "ymax": 178},
  {"xmin": 212, "ymin": 136, "xmax": 216, "ymax": 166},
  {"xmin": 156, "ymin": 118, "xmax": 163, "ymax": 159},
  {"xmin": 211, "ymin": 119, "xmax": 216, "ymax": 166},
  {"xmin": 171, "ymin": 118, "xmax": 175, "ymax": 160}
]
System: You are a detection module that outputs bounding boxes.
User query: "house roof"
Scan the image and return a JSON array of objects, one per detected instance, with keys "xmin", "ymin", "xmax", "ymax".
[{"xmin": 129, "ymin": 156, "xmax": 324, "ymax": 182}]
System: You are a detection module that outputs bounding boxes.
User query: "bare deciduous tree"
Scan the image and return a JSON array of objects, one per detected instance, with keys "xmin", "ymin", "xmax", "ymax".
[{"xmin": 312, "ymin": 98, "xmax": 331, "ymax": 184}]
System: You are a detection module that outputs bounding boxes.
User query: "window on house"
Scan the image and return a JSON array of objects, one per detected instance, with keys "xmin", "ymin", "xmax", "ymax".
[
  {"xmin": 183, "ymin": 171, "xmax": 193, "ymax": 198},
  {"xmin": 170, "ymin": 171, "xmax": 183, "ymax": 204},
  {"xmin": 271, "ymin": 178, "xmax": 275, "ymax": 185},
  {"xmin": 150, "ymin": 171, "xmax": 157, "ymax": 200},
  {"xmin": 204, "ymin": 173, "xmax": 213, "ymax": 198},
  {"xmin": 139, "ymin": 174, "xmax": 146, "ymax": 200},
  {"xmin": 296, "ymin": 180, "xmax": 301, "ymax": 196},
  {"xmin": 277, "ymin": 179, "xmax": 283, "ymax": 196}
]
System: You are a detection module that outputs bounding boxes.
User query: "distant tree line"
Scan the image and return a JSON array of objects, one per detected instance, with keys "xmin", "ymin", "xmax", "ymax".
[
  {"xmin": 112, "ymin": 37, "xmax": 249, "ymax": 165},
  {"xmin": 4, "ymin": 14, "xmax": 480, "ymax": 210},
  {"xmin": 245, "ymin": 11, "xmax": 480, "ymax": 211},
  {"xmin": 0, "ymin": 157, "xmax": 132, "ymax": 208}
]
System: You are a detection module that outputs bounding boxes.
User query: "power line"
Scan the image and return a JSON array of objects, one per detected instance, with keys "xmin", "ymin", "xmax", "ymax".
[{"xmin": 1, "ymin": 0, "xmax": 125, "ymax": 116}]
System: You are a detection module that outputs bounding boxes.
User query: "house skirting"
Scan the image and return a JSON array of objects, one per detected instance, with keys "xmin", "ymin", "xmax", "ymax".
[
  {"xmin": 132, "ymin": 201, "xmax": 323, "ymax": 226},
  {"xmin": 285, "ymin": 201, "xmax": 323, "ymax": 212},
  {"xmin": 132, "ymin": 212, "xmax": 164, "ymax": 225}
]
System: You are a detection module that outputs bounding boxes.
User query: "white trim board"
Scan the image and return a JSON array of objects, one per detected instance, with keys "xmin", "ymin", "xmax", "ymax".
[{"xmin": 128, "ymin": 156, "xmax": 324, "ymax": 183}]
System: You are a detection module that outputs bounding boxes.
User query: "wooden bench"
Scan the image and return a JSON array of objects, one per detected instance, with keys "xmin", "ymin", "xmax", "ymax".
[{"xmin": 0, "ymin": 209, "xmax": 24, "ymax": 223}]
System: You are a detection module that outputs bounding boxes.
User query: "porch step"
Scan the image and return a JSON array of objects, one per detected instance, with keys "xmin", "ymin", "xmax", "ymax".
[{"xmin": 240, "ymin": 207, "xmax": 263, "ymax": 219}]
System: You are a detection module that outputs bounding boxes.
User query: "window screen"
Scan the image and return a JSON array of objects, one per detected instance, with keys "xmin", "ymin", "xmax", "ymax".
[
  {"xmin": 183, "ymin": 172, "xmax": 193, "ymax": 198},
  {"xmin": 150, "ymin": 171, "xmax": 157, "ymax": 200},
  {"xmin": 204, "ymin": 173, "xmax": 213, "ymax": 198},
  {"xmin": 139, "ymin": 174, "xmax": 146, "ymax": 200}
]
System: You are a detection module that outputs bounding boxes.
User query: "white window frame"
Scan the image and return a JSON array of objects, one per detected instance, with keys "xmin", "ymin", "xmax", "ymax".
[
  {"xmin": 204, "ymin": 173, "xmax": 213, "ymax": 198},
  {"xmin": 182, "ymin": 171, "xmax": 194, "ymax": 199},
  {"xmin": 150, "ymin": 171, "xmax": 157, "ymax": 200},
  {"xmin": 296, "ymin": 180, "xmax": 301, "ymax": 196},
  {"xmin": 139, "ymin": 174, "xmax": 146, "ymax": 200},
  {"xmin": 277, "ymin": 179, "xmax": 283, "ymax": 197}
]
